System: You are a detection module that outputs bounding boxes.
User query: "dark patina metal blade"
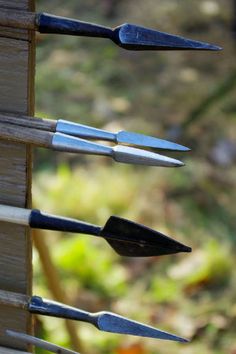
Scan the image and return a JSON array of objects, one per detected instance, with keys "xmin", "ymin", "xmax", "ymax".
[
  {"xmin": 112, "ymin": 23, "xmax": 222, "ymax": 50},
  {"xmin": 29, "ymin": 296, "xmax": 188, "ymax": 342},
  {"xmin": 101, "ymin": 216, "xmax": 191, "ymax": 256},
  {"xmin": 37, "ymin": 13, "xmax": 221, "ymax": 51},
  {"xmin": 93, "ymin": 311, "xmax": 188, "ymax": 342}
]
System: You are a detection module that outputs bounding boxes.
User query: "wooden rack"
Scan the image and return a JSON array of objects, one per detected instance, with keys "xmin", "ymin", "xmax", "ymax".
[{"xmin": 0, "ymin": 1, "xmax": 35, "ymax": 352}]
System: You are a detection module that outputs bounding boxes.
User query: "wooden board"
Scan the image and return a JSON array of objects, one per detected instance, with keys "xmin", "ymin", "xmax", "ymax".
[
  {"xmin": 0, "ymin": 347, "xmax": 29, "ymax": 354},
  {"xmin": 0, "ymin": 1, "xmax": 35, "ymax": 351}
]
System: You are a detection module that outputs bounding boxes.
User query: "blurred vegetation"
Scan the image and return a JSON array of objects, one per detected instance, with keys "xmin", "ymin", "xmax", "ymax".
[{"xmin": 33, "ymin": 0, "xmax": 236, "ymax": 353}]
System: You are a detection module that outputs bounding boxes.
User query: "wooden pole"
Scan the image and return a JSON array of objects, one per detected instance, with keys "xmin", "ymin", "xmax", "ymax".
[{"xmin": 0, "ymin": 0, "xmax": 35, "ymax": 351}]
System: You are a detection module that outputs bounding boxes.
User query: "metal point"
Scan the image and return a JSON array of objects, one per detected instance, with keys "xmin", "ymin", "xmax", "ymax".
[{"xmin": 115, "ymin": 23, "xmax": 222, "ymax": 51}]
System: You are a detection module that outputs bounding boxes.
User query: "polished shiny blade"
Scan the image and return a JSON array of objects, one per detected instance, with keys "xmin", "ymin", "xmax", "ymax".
[
  {"xmin": 112, "ymin": 145, "xmax": 184, "ymax": 167},
  {"xmin": 57, "ymin": 120, "xmax": 190, "ymax": 151},
  {"xmin": 95, "ymin": 311, "xmax": 188, "ymax": 342},
  {"xmin": 114, "ymin": 23, "xmax": 222, "ymax": 50},
  {"xmin": 117, "ymin": 131, "xmax": 190, "ymax": 151}
]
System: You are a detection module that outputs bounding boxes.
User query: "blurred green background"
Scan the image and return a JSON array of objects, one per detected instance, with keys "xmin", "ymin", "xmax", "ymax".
[{"xmin": 33, "ymin": 0, "xmax": 236, "ymax": 353}]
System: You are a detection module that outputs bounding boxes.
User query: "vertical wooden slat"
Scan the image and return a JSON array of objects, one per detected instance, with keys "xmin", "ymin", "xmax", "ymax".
[{"xmin": 0, "ymin": 1, "xmax": 35, "ymax": 351}]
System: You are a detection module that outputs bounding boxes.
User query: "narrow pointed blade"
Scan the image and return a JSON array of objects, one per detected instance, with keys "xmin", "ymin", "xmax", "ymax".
[
  {"xmin": 95, "ymin": 311, "xmax": 188, "ymax": 342},
  {"xmin": 101, "ymin": 216, "xmax": 191, "ymax": 256},
  {"xmin": 112, "ymin": 145, "xmax": 184, "ymax": 167},
  {"xmin": 115, "ymin": 23, "xmax": 222, "ymax": 51},
  {"xmin": 117, "ymin": 131, "xmax": 190, "ymax": 151}
]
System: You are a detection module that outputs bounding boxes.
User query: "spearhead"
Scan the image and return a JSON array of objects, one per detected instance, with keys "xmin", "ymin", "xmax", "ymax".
[
  {"xmin": 116, "ymin": 131, "xmax": 190, "ymax": 151},
  {"xmin": 0, "ymin": 11, "xmax": 221, "ymax": 51},
  {"xmin": 112, "ymin": 23, "xmax": 222, "ymax": 51},
  {"xmin": 29, "ymin": 296, "xmax": 188, "ymax": 342},
  {"xmin": 56, "ymin": 120, "xmax": 190, "ymax": 151},
  {"xmin": 102, "ymin": 216, "xmax": 191, "ymax": 257},
  {"xmin": 92, "ymin": 311, "xmax": 188, "ymax": 342},
  {"xmin": 112, "ymin": 145, "xmax": 184, "ymax": 167},
  {"xmin": 52, "ymin": 133, "xmax": 185, "ymax": 167}
]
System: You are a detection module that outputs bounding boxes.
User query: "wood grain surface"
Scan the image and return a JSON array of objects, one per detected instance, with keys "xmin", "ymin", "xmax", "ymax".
[
  {"xmin": 0, "ymin": 347, "xmax": 29, "ymax": 354},
  {"xmin": 0, "ymin": 113, "xmax": 57, "ymax": 132},
  {"xmin": 0, "ymin": 122, "xmax": 53, "ymax": 148},
  {"xmin": 0, "ymin": 9, "xmax": 36, "ymax": 30},
  {"xmin": 0, "ymin": 0, "xmax": 35, "ymax": 351}
]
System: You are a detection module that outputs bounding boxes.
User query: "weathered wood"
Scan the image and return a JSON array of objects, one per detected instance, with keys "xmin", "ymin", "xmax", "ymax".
[
  {"xmin": 0, "ymin": 290, "xmax": 28, "ymax": 309},
  {"xmin": 0, "ymin": 347, "xmax": 29, "ymax": 354},
  {"xmin": 0, "ymin": 9, "xmax": 36, "ymax": 30},
  {"xmin": 0, "ymin": 113, "xmax": 57, "ymax": 132},
  {"xmin": 0, "ymin": 122, "xmax": 53, "ymax": 148},
  {"xmin": 0, "ymin": 0, "xmax": 35, "ymax": 351},
  {"xmin": 6, "ymin": 330, "xmax": 79, "ymax": 354}
]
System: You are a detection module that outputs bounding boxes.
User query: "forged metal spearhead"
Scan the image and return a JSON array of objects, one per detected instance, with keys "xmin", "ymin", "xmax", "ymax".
[
  {"xmin": 92, "ymin": 311, "xmax": 188, "ymax": 342},
  {"xmin": 113, "ymin": 145, "xmax": 184, "ymax": 167},
  {"xmin": 112, "ymin": 23, "xmax": 222, "ymax": 51},
  {"xmin": 56, "ymin": 120, "xmax": 190, "ymax": 151},
  {"xmin": 29, "ymin": 296, "xmax": 188, "ymax": 342},
  {"xmin": 102, "ymin": 216, "xmax": 191, "ymax": 257},
  {"xmin": 52, "ymin": 133, "xmax": 184, "ymax": 167}
]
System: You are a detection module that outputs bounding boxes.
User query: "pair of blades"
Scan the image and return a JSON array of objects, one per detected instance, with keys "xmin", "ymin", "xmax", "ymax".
[
  {"xmin": 1, "ymin": 290, "xmax": 188, "ymax": 343},
  {"xmin": 0, "ymin": 114, "xmax": 188, "ymax": 167},
  {"xmin": 0, "ymin": 9, "xmax": 221, "ymax": 51},
  {"xmin": 0, "ymin": 204, "xmax": 191, "ymax": 257}
]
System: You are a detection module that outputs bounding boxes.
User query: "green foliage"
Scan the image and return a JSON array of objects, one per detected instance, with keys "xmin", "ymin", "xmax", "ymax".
[{"xmin": 54, "ymin": 236, "xmax": 127, "ymax": 297}]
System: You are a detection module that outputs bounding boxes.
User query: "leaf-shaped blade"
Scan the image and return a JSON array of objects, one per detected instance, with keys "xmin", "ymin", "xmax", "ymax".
[
  {"xmin": 114, "ymin": 23, "xmax": 222, "ymax": 51},
  {"xmin": 95, "ymin": 311, "xmax": 188, "ymax": 342},
  {"xmin": 101, "ymin": 216, "xmax": 191, "ymax": 256}
]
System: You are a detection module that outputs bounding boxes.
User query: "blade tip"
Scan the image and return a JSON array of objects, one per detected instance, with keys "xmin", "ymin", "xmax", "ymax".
[
  {"xmin": 183, "ymin": 245, "xmax": 192, "ymax": 253},
  {"xmin": 195, "ymin": 43, "xmax": 223, "ymax": 51},
  {"xmin": 208, "ymin": 44, "xmax": 223, "ymax": 51},
  {"xmin": 173, "ymin": 160, "xmax": 185, "ymax": 167},
  {"xmin": 180, "ymin": 146, "xmax": 191, "ymax": 152},
  {"xmin": 178, "ymin": 337, "xmax": 190, "ymax": 343},
  {"xmin": 176, "ymin": 243, "xmax": 192, "ymax": 253}
]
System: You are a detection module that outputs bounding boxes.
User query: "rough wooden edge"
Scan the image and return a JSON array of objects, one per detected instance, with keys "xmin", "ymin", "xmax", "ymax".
[
  {"xmin": 0, "ymin": 347, "xmax": 29, "ymax": 354},
  {"xmin": 0, "ymin": 0, "xmax": 35, "ymax": 351}
]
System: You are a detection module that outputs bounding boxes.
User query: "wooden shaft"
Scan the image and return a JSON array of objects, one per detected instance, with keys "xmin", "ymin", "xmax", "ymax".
[
  {"xmin": 0, "ymin": 122, "xmax": 53, "ymax": 148},
  {"xmin": 0, "ymin": 9, "xmax": 37, "ymax": 30},
  {"xmin": 0, "ymin": 347, "xmax": 29, "ymax": 354},
  {"xmin": 0, "ymin": 113, "xmax": 56, "ymax": 132},
  {"xmin": 0, "ymin": 290, "xmax": 29, "ymax": 310},
  {"xmin": 0, "ymin": 205, "xmax": 30, "ymax": 225},
  {"xmin": 6, "ymin": 331, "xmax": 79, "ymax": 354}
]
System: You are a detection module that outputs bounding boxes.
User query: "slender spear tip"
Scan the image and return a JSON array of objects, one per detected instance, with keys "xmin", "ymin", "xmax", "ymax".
[
  {"xmin": 113, "ymin": 145, "xmax": 185, "ymax": 167},
  {"xmin": 95, "ymin": 311, "xmax": 189, "ymax": 342},
  {"xmin": 205, "ymin": 44, "xmax": 223, "ymax": 51},
  {"xmin": 113, "ymin": 23, "xmax": 222, "ymax": 51},
  {"xmin": 173, "ymin": 160, "xmax": 185, "ymax": 167},
  {"xmin": 179, "ymin": 244, "xmax": 192, "ymax": 253},
  {"xmin": 117, "ymin": 131, "xmax": 191, "ymax": 152},
  {"xmin": 176, "ymin": 145, "xmax": 191, "ymax": 152}
]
